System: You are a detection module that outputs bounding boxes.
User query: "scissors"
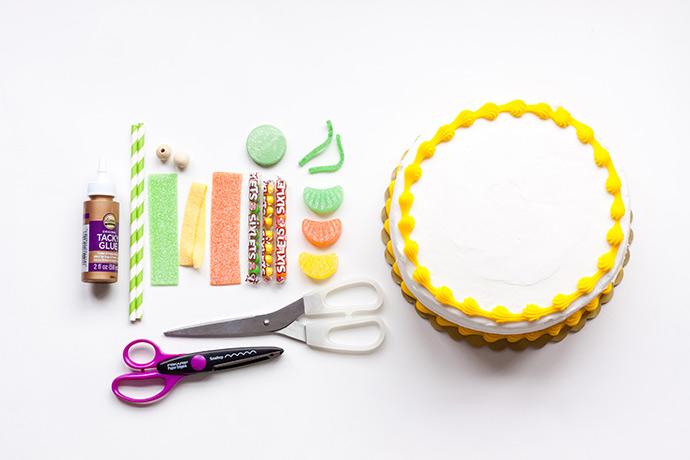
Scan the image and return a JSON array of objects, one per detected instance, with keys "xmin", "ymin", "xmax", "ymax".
[
  {"xmin": 111, "ymin": 339, "xmax": 283, "ymax": 404},
  {"xmin": 165, "ymin": 278, "xmax": 386, "ymax": 354}
]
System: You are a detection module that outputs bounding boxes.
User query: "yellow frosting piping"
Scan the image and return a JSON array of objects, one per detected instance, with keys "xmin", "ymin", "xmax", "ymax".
[
  {"xmin": 384, "ymin": 199, "xmax": 620, "ymax": 344},
  {"xmin": 412, "ymin": 287, "xmax": 607, "ymax": 343},
  {"xmin": 396, "ymin": 100, "xmax": 624, "ymax": 323}
]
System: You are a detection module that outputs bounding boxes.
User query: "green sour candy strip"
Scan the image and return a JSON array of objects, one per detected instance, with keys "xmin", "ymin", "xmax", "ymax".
[
  {"xmin": 299, "ymin": 120, "xmax": 333, "ymax": 167},
  {"xmin": 303, "ymin": 185, "xmax": 344, "ymax": 214},
  {"xmin": 148, "ymin": 173, "xmax": 179, "ymax": 285},
  {"xmin": 308, "ymin": 134, "xmax": 345, "ymax": 174}
]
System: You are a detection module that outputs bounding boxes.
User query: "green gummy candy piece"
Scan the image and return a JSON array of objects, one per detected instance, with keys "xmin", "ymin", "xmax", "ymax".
[
  {"xmin": 299, "ymin": 120, "xmax": 333, "ymax": 167},
  {"xmin": 148, "ymin": 173, "xmax": 179, "ymax": 285},
  {"xmin": 303, "ymin": 185, "xmax": 344, "ymax": 214},
  {"xmin": 308, "ymin": 134, "xmax": 345, "ymax": 174},
  {"xmin": 246, "ymin": 125, "xmax": 287, "ymax": 166}
]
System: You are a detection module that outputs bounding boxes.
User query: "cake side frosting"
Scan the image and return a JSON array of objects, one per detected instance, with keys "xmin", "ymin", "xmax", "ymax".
[{"xmin": 387, "ymin": 101, "xmax": 632, "ymax": 335}]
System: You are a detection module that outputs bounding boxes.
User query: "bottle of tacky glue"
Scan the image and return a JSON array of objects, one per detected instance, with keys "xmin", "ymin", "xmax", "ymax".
[{"xmin": 81, "ymin": 158, "xmax": 120, "ymax": 283}]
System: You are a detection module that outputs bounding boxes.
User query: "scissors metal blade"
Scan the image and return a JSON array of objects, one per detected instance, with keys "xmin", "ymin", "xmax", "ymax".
[{"xmin": 164, "ymin": 298, "xmax": 306, "ymax": 338}]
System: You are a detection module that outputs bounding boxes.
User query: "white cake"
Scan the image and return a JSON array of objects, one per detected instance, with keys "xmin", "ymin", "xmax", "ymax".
[{"xmin": 384, "ymin": 101, "xmax": 632, "ymax": 346}]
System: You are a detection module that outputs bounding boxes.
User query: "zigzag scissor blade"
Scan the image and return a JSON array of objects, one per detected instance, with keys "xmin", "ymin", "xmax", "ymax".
[
  {"xmin": 164, "ymin": 298, "xmax": 306, "ymax": 337},
  {"xmin": 210, "ymin": 347, "xmax": 284, "ymax": 371}
]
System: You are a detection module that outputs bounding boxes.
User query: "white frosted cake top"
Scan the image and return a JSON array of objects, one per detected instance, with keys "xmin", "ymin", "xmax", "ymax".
[{"xmin": 388, "ymin": 106, "xmax": 631, "ymax": 335}]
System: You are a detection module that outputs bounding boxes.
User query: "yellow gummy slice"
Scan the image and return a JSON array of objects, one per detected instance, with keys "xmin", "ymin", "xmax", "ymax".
[
  {"xmin": 298, "ymin": 252, "xmax": 338, "ymax": 280},
  {"xmin": 179, "ymin": 182, "xmax": 207, "ymax": 268}
]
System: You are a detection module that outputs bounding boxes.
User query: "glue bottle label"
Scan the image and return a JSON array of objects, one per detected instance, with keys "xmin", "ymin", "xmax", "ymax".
[{"xmin": 82, "ymin": 210, "xmax": 119, "ymax": 274}]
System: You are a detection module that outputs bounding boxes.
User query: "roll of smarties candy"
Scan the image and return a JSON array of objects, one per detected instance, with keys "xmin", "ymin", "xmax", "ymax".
[
  {"xmin": 261, "ymin": 179, "xmax": 275, "ymax": 282},
  {"xmin": 274, "ymin": 177, "xmax": 287, "ymax": 283},
  {"xmin": 246, "ymin": 173, "xmax": 261, "ymax": 284}
]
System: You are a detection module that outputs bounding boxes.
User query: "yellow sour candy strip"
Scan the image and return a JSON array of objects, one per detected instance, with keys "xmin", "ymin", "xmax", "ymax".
[
  {"xmin": 192, "ymin": 198, "xmax": 206, "ymax": 269},
  {"xmin": 179, "ymin": 182, "xmax": 208, "ymax": 267}
]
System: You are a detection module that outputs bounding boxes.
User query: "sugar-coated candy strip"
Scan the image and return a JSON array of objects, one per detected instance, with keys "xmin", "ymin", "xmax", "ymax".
[
  {"xmin": 274, "ymin": 177, "xmax": 287, "ymax": 283},
  {"xmin": 210, "ymin": 172, "xmax": 243, "ymax": 285},
  {"xmin": 246, "ymin": 173, "xmax": 262, "ymax": 284},
  {"xmin": 261, "ymin": 179, "xmax": 275, "ymax": 282},
  {"xmin": 308, "ymin": 134, "xmax": 345, "ymax": 174},
  {"xmin": 179, "ymin": 182, "xmax": 207, "ymax": 268},
  {"xmin": 148, "ymin": 173, "xmax": 179, "ymax": 285},
  {"xmin": 192, "ymin": 198, "xmax": 205, "ymax": 269},
  {"xmin": 298, "ymin": 120, "xmax": 333, "ymax": 167}
]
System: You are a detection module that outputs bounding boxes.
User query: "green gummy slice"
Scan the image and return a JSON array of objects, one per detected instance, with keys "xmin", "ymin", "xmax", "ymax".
[
  {"xmin": 148, "ymin": 173, "xmax": 179, "ymax": 285},
  {"xmin": 303, "ymin": 185, "xmax": 344, "ymax": 214},
  {"xmin": 246, "ymin": 125, "xmax": 287, "ymax": 166}
]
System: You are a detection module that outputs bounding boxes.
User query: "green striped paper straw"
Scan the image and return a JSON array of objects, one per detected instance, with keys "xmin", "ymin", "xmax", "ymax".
[{"xmin": 129, "ymin": 123, "xmax": 145, "ymax": 321}]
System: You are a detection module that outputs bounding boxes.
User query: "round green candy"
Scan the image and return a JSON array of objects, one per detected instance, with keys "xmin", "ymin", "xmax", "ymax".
[{"xmin": 246, "ymin": 125, "xmax": 287, "ymax": 166}]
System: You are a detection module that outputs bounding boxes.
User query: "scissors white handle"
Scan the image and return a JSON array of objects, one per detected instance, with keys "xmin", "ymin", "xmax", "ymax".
[
  {"xmin": 302, "ymin": 277, "xmax": 384, "ymax": 316},
  {"xmin": 304, "ymin": 317, "xmax": 386, "ymax": 353}
]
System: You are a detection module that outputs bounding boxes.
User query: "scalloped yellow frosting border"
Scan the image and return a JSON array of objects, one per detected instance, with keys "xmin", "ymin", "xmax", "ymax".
[
  {"xmin": 406, "ymin": 273, "xmax": 613, "ymax": 343},
  {"xmin": 394, "ymin": 100, "xmax": 625, "ymax": 323},
  {"xmin": 383, "ymin": 184, "xmax": 621, "ymax": 345}
]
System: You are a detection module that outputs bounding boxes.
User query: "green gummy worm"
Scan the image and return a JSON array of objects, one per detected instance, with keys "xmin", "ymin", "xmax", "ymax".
[
  {"xmin": 308, "ymin": 134, "xmax": 345, "ymax": 174},
  {"xmin": 299, "ymin": 120, "xmax": 333, "ymax": 167}
]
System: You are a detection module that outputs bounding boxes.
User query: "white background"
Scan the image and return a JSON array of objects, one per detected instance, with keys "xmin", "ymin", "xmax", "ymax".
[{"xmin": 1, "ymin": 1, "xmax": 689, "ymax": 458}]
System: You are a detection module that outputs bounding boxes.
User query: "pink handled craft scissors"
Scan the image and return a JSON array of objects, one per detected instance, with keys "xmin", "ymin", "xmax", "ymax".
[{"xmin": 111, "ymin": 339, "xmax": 283, "ymax": 404}]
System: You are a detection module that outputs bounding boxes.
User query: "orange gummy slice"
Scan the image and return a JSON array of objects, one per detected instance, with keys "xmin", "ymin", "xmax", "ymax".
[
  {"xmin": 298, "ymin": 252, "xmax": 338, "ymax": 280},
  {"xmin": 302, "ymin": 218, "xmax": 342, "ymax": 247}
]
